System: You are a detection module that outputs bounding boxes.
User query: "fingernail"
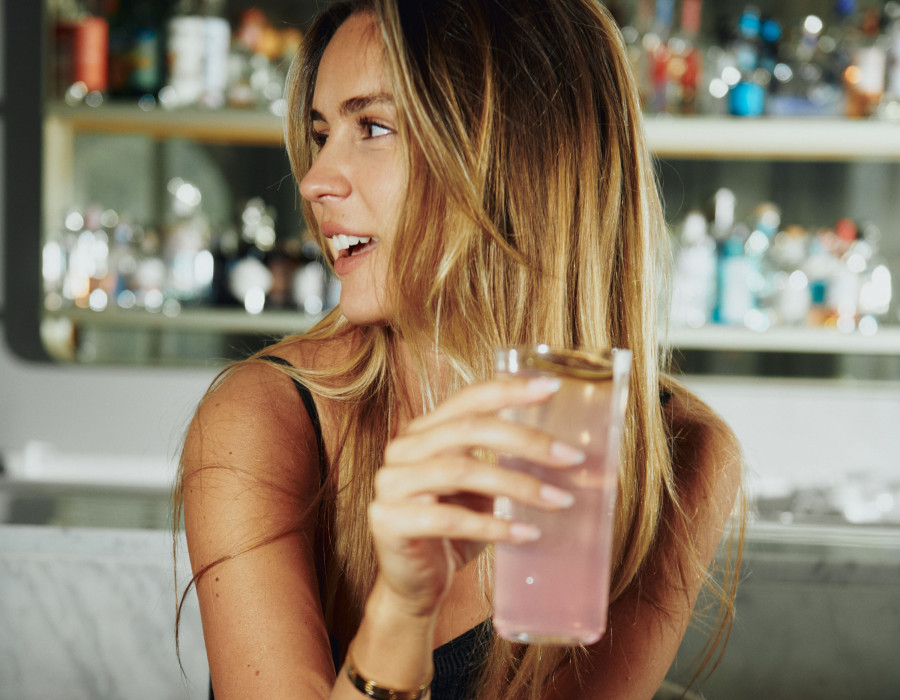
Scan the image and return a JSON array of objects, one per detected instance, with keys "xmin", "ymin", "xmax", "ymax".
[
  {"xmin": 526, "ymin": 377, "xmax": 562, "ymax": 396},
  {"xmin": 539, "ymin": 484, "xmax": 575, "ymax": 508},
  {"xmin": 550, "ymin": 441, "xmax": 586, "ymax": 465},
  {"xmin": 510, "ymin": 522, "xmax": 542, "ymax": 542}
]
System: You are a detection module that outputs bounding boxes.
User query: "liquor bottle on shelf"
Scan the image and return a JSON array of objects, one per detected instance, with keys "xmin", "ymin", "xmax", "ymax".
[
  {"xmin": 647, "ymin": 0, "xmax": 675, "ymax": 113},
  {"xmin": 844, "ymin": 8, "xmax": 888, "ymax": 118},
  {"xmin": 728, "ymin": 6, "xmax": 766, "ymax": 117},
  {"xmin": 226, "ymin": 198, "xmax": 277, "ymax": 314},
  {"xmin": 767, "ymin": 225, "xmax": 813, "ymax": 326},
  {"xmin": 824, "ymin": 217, "xmax": 861, "ymax": 332},
  {"xmin": 107, "ymin": 0, "xmax": 168, "ymax": 103},
  {"xmin": 666, "ymin": 0, "xmax": 704, "ymax": 114},
  {"xmin": 163, "ymin": 177, "xmax": 214, "ymax": 306},
  {"xmin": 827, "ymin": 0, "xmax": 863, "ymax": 85},
  {"xmin": 853, "ymin": 223, "xmax": 892, "ymax": 333},
  {"xmin": 881, "ymin": 1, "xmax": 900, "ymax": 120},
  {"xmin": 744, "ymin": 201, "xmax": 780, "ymax": 321},
  {"xmin": 164, "ymin": 0, "xmax": 206, "ymax": 107},
  {"xmin": 291, "ymin": 239, "xmax": 330, "ymax": 316},
  {"xmin": 52, "ymin": 0, "xmax": 109, "ymax": 105},
  {"xmin": 670, "ymin": 210, "xmax": 716, "ymax": 328},
  {"xmin": 709, "ymin": 188, "xmax": 753, "ymax": 327},
  {"xmin": 163, "ymin": 0, "xmax": 230, "ymax": 109},
  {"xmin": 199, "ymin": 0, "xmax": 231, "ymax": 109}
]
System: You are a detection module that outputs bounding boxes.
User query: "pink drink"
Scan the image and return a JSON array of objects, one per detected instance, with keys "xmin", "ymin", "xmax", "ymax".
[{"xmin": 492, "ymin": 346, "xmax": 631, "ymax": 645}]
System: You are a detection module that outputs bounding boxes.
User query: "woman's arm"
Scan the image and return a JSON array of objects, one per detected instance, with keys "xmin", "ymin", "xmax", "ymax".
[
  {"xmin": 182, "ymin": 359, "xmax": 337, "ymax": 698},
  {"xmin": 546, "ymin": 388, "xmax": 743, "ymax": 700},
  {"xmin": 184, "ymin": 362, "xmax": 578, "ymax": 699}
]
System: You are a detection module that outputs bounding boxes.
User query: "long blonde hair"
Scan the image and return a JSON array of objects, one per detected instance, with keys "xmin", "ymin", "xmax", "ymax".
[{"xmin": 176, "ymin": 0, "xmax": 741, "ymax": 696}]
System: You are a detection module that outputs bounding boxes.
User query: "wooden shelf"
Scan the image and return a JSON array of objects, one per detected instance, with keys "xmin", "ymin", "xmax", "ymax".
[
  {"xmin": 45, "ymin": 103, "xmax": 286, "ymax": 146},
  {"xmin": 47, "ymin": 308, "xmax": 900, "ymax": 355},
  {"xmin": 46, "ymin": 105, "xmax": 900, "ymax": 159},
  {"xmin": 46, "ymin": 307, "xmax": 323, "ymax": 335},
  {"xmin": 645, "ymin": 115, "xmax": 900, "ymax": 161},
  {"xmin": 665, "ymin": 325, "xmax": 900, "ymax": 355}
]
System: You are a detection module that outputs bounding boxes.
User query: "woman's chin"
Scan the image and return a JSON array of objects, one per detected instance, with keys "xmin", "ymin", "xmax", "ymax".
[{"xmin": 338, "ymin": 300, "xmax": 392, "ymax": 328}]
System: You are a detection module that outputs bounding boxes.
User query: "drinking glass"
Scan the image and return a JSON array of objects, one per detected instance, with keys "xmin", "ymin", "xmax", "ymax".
[{"xmin": 492, "ymin": 345, "xmax": 632, "ymax": 645}]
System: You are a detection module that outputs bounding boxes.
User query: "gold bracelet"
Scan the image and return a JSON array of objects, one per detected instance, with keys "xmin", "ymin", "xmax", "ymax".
[{"xmin": 344, "ymin": 652, "xmax": 432, "ymax": 700}]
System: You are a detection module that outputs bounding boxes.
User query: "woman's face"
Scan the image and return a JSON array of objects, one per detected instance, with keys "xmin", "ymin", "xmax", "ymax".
[{"xmin": 299, "ymin": 13, "xmax": 405, "ymax": 326}]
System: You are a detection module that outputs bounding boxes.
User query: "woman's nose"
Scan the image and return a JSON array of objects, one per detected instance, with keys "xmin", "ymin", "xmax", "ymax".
[{"xmin": 299, "ymin": 146, "xmax": 352, "ymax": 203}]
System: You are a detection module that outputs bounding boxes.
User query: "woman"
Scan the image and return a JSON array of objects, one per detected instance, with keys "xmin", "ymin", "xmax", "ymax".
[{"xmin": 175, "ymin": 1, "xmax": 744, "ymax": 698}]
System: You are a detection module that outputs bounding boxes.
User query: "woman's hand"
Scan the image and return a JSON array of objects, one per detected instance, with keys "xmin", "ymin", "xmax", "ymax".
[{"xmin": 368, "ymin": 376, "xmax": 586, "ymax": 619}]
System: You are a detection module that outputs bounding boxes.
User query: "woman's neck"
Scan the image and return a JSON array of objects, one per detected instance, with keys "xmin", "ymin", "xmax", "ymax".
[{"xmin": 392, "ymin": 335, "xmax": 452, "ymax": 425}]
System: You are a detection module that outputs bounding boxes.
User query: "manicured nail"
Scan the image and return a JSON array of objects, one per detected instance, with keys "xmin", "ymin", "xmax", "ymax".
[
  {"xmin": 526, "ymin": 377, "xmax": 562, "ymax": 396},
  {"xmin": 550, "ymin": 441, "xmax": 586, "ymax": 464},
  {"xmin": 510, "ymin": 522, "xmax": 542, "ymax": 542},
  {"xmin": 539, "ymin": 484, "xmax": 575, "ymax": 508}
]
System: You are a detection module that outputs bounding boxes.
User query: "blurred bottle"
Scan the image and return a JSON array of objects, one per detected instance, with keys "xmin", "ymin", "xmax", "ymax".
[
  {"xmin": 226, "ymin": 8, "xmax": 268, "ymax": 109},
  {"xmin": 744, "ymin": 202, "xmax": 780, "ymax": 319},
  {"xmin": 266, "ymin": 239, "xmax": 302, "ymax": 309},
  {"xmin": 710, "ymin": 189, "xmax": 754, "ymax": 326},
  {"xmin": 647, "ymin": 0, "xmax": 675, "ymax": 113},
  {"xmin": 668, "ymin": 0, "xmax": 704, "ymax": 114},
  {"xmin": 699, "ymin": 14, "xmax": 739, "ymax": 116},
  {"xmin": 729, "ymin": 6, "xmax": 767, "ymax": 117},
  {"xmin": 228, "ymin": 198, "xmax": 277, "ymax": 314},
  {"xmin": 803, "ymin": 229, "xmax": 836, "ymax": 326},
  {"xmin": 768, "ymin": 225, "xmax": 812, "ymax": 326},
  {"xmin": 209, "ymin": 227, "xmax": 242, "ymax": 306},
  {"xmin": 165, "ymin": 0, "xmax": 206, "ymax": 107},
  {"xmin": 670, "ymin": 210, "xmax": 716, "ymax": 328},
  {"xmin": 855, "ymin": 223, "xmax": 893, "ymax": 333},
  {"xmin": 758, "ymin": 16, "xmax": 783, "ymax": 76},
  {"xmin": 163, "ymin": 177, "xmax": 213, "ymax": 304},
  {"xmin": 107, "ymin": 0, "xmax": 167, "ymax": 102},
  {"xmin": 164, "ymin": 0, "xmax": 230, "ymax": 108},
  {"xmin": 825, "ymin": 217, "xmax": 861, "ymax": 332},
  {"xmin": 844, "ymin": 8, "xmax": 887, "ymax": 118},
  {"xmin": 199, "ymin": 0, "xmax": 231, "ymax": 109},
  {"xmin": 881, "ymin": 2, "xmax": 900, "ymax": 120},
  {"xmin": 53, "ymin": 0, "xmax": 109, "ymax": 103},
  {"xmin": 133, "ymin": 227, "xmax": 168, "ymax": 312},
  {"xmin": 292, "ymin": 238, "xmax": 329, "ymax": 316}
]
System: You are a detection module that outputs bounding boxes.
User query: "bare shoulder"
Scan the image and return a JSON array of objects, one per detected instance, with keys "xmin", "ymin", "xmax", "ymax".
[
  {"xmin": 180, "ymin": 337, "xmax": 351, "ymax": 697},
  {"xmin": 661, "ymin": 379, "xmax": 744, "ymax": 541}
]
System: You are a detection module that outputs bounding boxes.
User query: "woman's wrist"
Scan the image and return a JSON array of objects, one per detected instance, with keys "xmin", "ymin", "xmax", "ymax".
[
  {"xmin": 348, "ymin": 579, "xmax": 437, "ymax": 693},
  {"xmin": 343, "ymin": 642, "xmax": 432, "ymax": 700}
]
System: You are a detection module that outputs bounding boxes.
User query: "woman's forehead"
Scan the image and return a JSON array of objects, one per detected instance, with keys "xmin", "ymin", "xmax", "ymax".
[{"xmin": 313, "ymin": 13, "xmax": 390, "ymax": 110}]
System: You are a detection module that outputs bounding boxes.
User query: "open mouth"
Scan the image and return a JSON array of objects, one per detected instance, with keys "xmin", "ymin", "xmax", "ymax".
[{"xmin": 331, "ymin": 233, "xmax": 377, "ymax": 257}]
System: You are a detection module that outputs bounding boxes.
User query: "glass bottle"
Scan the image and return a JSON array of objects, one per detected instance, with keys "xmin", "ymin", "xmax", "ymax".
[
  {"xmin": 844, "ymin": 8, "xmax": 887, "ymax": 118},
  {"xmin": 667, "ymin": 0, "xmax": 704, "ymax": 114},
  {"xmin": 881, "ymin": 1, "xmax": 900, "ymax": 120},
  {"xmin": 108, "ymin": 0, "xmax": 167, "ymax": 101},
  {"xmin": 53, "ymin": 0, "xmax": 109, "ymax": 101},
  {"xmin": 671, "ymin": 209, "xmax": 716, "ymax": 328},
  {"xmin": 729, "ymin": 6, "xmax": 766, "ymax": 117}
]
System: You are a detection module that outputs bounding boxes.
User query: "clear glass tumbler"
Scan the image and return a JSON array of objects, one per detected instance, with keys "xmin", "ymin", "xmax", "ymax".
[{"xmin": 492, "ymin": 345, "xmax": 632, "ymax": 645}]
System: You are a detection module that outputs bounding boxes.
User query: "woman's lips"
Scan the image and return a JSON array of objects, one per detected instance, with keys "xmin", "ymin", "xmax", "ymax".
[{"xmin": 333, "ymin": 238, "xmax": 378, "ymax": 275}]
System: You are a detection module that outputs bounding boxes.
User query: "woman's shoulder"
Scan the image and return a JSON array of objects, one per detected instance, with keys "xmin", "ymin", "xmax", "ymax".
[
  {"xmin": 661, "ymin": 378, "xmax": 743, "ymax": 516},
  {"xmin": 200, "ymin": 325, "xmax": 360, "ymax": 416},
  {"xmin": 181, "ymin": 329, "xmax": 356, "ymax": 486}
]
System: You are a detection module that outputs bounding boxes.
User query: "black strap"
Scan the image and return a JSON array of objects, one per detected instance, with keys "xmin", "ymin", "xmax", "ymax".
[{"xmin": 259, "ymin": 355, "xmax": 328, "ymax": 486}]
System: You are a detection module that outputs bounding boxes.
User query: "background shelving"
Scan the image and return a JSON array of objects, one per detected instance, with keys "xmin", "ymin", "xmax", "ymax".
[
  {"xmin": 46, "ymin": 104, "xmax": 900, "ymax": 159},
  {"xmin": 42, "ymin": 105, "xmax": 900, "ymax": 366}
]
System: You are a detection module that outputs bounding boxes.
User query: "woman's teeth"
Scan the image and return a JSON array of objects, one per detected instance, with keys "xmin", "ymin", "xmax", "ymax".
[{"xmin": 332, "ymin": 234, "xmax": 373, "ymax": 252}]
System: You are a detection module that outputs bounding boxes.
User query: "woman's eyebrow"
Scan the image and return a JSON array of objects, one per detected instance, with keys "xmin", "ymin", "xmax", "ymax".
[{"xmin": 310, "ymin": 92, "xmax": 395, "ymax": 122}]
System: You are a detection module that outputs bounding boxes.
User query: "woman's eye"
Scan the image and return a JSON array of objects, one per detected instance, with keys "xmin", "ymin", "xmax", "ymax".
[
  {"xmin": 311, "ymin": 131, "xmax": 328, "ymax": 148},
  {"xmin": 362, "ymin": 120, "xmax": 393, "ymax": 139}
]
